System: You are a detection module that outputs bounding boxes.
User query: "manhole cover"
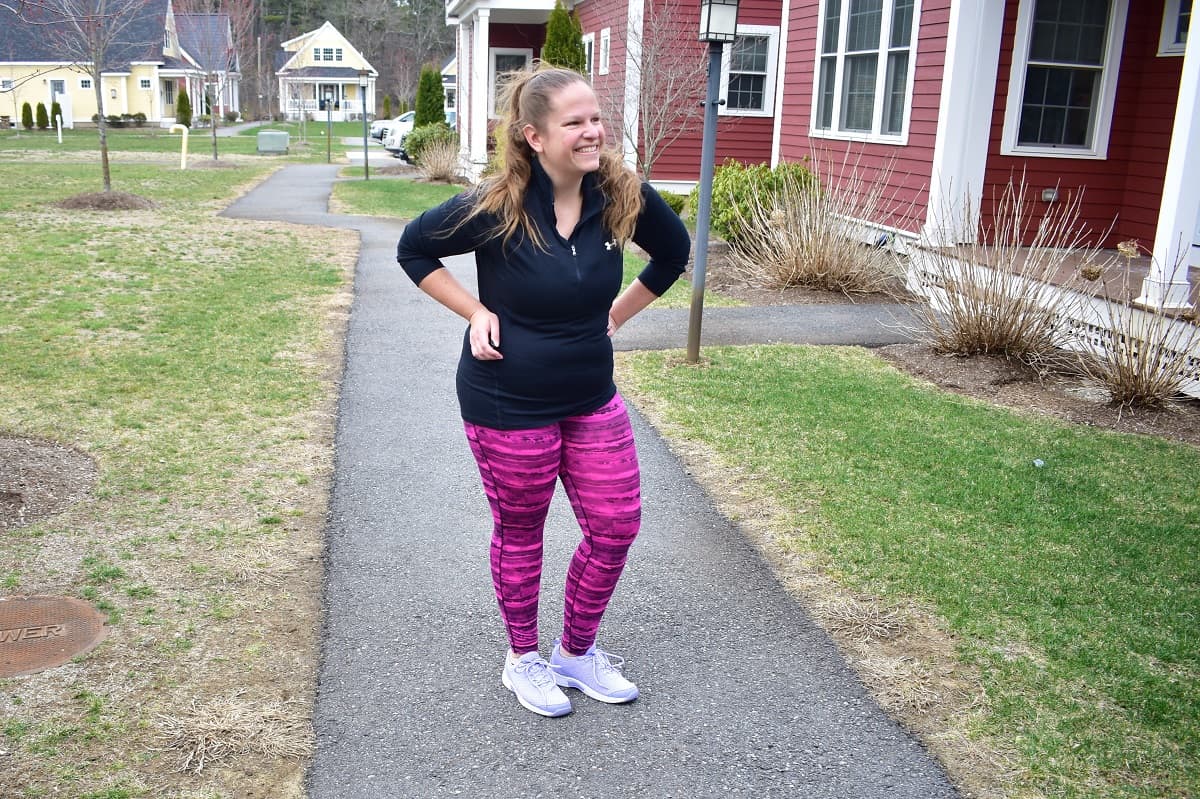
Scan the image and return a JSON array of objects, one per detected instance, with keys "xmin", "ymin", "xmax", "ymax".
[{"xmin": 0, "ymin": 596, "xmax": 108, "ymax": 678}]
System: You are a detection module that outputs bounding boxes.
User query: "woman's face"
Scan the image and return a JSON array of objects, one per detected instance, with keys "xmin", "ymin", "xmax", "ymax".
[{"xmin": 523, "ymin": 80, "xmax": 605, "ymax": 184}]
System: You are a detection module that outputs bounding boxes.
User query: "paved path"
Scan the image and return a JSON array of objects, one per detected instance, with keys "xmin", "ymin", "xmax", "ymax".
[{"xmin": 222, "ymin": 165, "xmax": 954, "ymax": 799}]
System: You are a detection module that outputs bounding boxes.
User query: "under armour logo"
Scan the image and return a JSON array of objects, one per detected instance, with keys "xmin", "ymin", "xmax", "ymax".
[{"xmin": 604, "ymin": 239, "xmax": 618, "ymax": 251}]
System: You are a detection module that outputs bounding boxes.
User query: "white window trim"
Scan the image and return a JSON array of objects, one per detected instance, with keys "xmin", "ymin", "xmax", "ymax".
[
  {"xmin": 1159, "ymin": 0, "xmax": 1190, "ymax": 55},
  {"xmin": 1, "ymin": 79, "xmax": 13, "ymax": 90},
  {"xmin": 140, "ymin": 78, "xmax": 152, "ymax": 89},
  {"xmin": 313, "ymin": 47, "xmax": 321, "ymax": 61},
  {"xmin": 599, "ymin": 28, "xmax": 611, "ymax": 76},
  {"xmin": 808, "ymin": 0, "xmax": 921, "ymax": 144},
  {"xmin": 719, "ymin": 24, "xmax": 780, "ymax": 118},
  {"xmin": 335, "ymin": 48, "xmax": 343, "ymax": 61},
  {"xmin": 488, "ymin": 47, "xmax": 533, "ymax": 118},
  {"xmin": 1000, "ymin": 0, "xmax": 1129, "ymax": 159},
  {"xmin": 582, "ymin": 32, "xmax": 596, "ymax": 79},
  {"xmin": 80, "ymin": 78, "xmax": 92, "ymax": 89}
]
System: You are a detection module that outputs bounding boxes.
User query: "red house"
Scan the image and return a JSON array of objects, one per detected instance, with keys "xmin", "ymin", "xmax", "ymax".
[{"xmin": 446, "ymin": 0, "xmax": 1196, "ymax": 310}]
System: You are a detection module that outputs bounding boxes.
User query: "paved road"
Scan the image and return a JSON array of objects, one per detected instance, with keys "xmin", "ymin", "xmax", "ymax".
[{"xmin": 222, "ymin": 165, "xmax": 954, "ymax": 799}]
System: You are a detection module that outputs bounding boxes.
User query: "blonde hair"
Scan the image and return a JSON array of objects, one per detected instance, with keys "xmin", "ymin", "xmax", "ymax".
[{"xmin": 466, "ymin": 62, "xmax": 643, "ymax": 250}]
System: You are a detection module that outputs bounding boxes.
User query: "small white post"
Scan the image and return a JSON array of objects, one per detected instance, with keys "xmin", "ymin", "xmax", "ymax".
[
  {"xmin": 55, "ymin": 115, "xmax": 63, "ymax": 143},
  {"xmin": 169, "ymin": 123, "xmax": 189, "ymax": 170}
]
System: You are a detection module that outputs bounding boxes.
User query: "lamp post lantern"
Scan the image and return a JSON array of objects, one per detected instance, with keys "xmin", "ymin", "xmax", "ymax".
[
  {"xmin": 686, "ymin": 0, "xmax": 740, "ymax": 364},
  {"xmin": 359, "ymin": 70, "xmax": 370, "ymax": 180}
]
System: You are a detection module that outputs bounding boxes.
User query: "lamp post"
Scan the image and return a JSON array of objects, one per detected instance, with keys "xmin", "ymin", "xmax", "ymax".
[
  {"xmin": 359, "ymin": 70, "xmax": 370, "ymax": 180},
  {"xmin": 686, "ymin": 0, "xmax": 740, "ymax": 364}
]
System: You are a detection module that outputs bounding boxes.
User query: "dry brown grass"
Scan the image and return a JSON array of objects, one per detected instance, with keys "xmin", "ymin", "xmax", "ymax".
[
  {"xmin": 155, "ymin": 691, "xmax": 312, "ymax": 774},
  {"xmin": 416, "ymin": 139, "xmax": 462, "ymax": 183},
  {"xmin": 725, "ymin": 151, "xmax": 911, "ymax": 296},
  {"xmin": 909, "ymin": 179, "xmax": 1109, "ymax": 361}
]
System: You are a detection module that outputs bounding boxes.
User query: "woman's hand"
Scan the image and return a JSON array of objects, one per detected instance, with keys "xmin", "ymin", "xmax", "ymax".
[
  {"xmin": 607, "ymin": 313, "xmax": 619, "ymax": 337},
  {"xmin": 469, "ymin": 308, "xmax": 503, "ymax": 360}
]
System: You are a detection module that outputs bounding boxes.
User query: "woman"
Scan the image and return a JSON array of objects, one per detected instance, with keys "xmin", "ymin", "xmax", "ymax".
[{"xmin": 395, "ymin": 64, "xmax": 691, "ymax": 718}]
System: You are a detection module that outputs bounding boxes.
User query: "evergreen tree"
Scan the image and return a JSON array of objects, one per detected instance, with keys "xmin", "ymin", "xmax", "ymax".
[
  {"xmin": 35, "ymin": 102, "xmax": 49, "ymax": 130},
  {"xmin": 50, "ymin": 101, "xmax": 62, "ymax": 128},
  {"xmin": 542, "ymin": 0, "xmax": 585, "ymax": 73},
  {"xmin": 21, "ymin": 102, "xmax": 33, "ymax": 130},
  {"xmin": 383, "ymin": 95, "xmax": 392, "ymax": 119},
  {"xmin": 414, "ymin": 65, "xmax": 444, "ymax": 127},
  {"xmin": 176, "ymin": 86, "xmax": 192, "ymax": 128}
]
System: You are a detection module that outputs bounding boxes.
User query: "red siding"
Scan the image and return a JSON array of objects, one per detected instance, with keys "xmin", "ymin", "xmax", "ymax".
[
  {"xmin": 489, "ymin": 23, "xmax": 545, "ymax": 50},
  {"xmin": 982, "ymin": 2, "xmax": 1182, "ymax": 248},
  {"xmin": 776, "ymin": 0, "xmax": 952, "ymax": 235}
]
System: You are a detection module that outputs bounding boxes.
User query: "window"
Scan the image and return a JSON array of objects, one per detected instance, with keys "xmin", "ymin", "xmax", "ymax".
[
  {"xmin": 335, "ymin": 48, "xmax": 343, "ymax": 61},
  {"xmin": 80, "ymin": 78, "xmax": 92, "ymax": 89},
  {"xmin": 489, "ymin": 48, "xmax": 532, "ymax": 116},
  {"xmin": 720, "ymin": 27, "xmax": 779, "ymax": 116},
  {"xmin": 1, "ymin": 79, "xmax": 12, "ymax": 91},
  {"xmin": 445, "ymin": 88, "xmax": 456, "ymax": 110},
  {"xmin": 599, "ymin": 28, "xmax": 611, "ymax": 75},
  {"xmin": 164, "ymin": 82, "xmax": 174, "ymax": 105},
  {"xmin": 140, "ymin": 78, "xmax": 152, "ymax": 89},
  {"xmin": 582, "ymin": 33, "xmax": 595, "ymax": 78},
  {"xmin": 813, "ymin": 0, "xmax": 917, "ymax": 138},
  {"xmin": 1160, "ymin": 0, "xmax": 1191, "ymax": 54},
  {"xmin": 1002, "ymin": 0, "xmax": 1128, "ymax": 158},
  {"xmin": 323, "ymin": 48, "xmax": 335, "ymax": 62},
  {"xmin": 50, "ymin": 79, "xmax": 64, "ymax": 97},
  {"xmin": 313, "ymin": 47, "xmax": 321, "ymax": 61}
]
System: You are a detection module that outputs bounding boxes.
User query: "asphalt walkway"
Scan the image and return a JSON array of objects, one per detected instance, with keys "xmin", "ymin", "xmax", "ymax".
[{"xmin": 221, "ymin": 164, "xmax": 953, "ymax": 798}]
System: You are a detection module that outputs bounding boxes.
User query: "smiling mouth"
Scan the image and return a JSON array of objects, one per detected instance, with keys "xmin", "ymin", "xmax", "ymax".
[{"xmin": 576, "ymin": 145, "xmax": 599, "ymax": 154}]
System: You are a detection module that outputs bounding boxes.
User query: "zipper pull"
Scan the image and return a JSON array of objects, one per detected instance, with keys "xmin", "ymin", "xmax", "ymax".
[{"xmin": 571, "ymin": 245, "xmax": 577, "ymax": 256}]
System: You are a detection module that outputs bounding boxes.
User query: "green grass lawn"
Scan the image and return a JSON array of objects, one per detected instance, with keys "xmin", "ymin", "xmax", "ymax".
[
  {"xmin": 619, "ymin": 344, "xmax": 1200, "ymax": 799},
  {"xmin": 0, "ymin": 154, "xmax": 352, "ymax": 796}
]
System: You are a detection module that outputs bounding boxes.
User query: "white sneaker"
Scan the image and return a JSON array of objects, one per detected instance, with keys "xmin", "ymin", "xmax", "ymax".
[
  {"xmin": 501, "ymin": 652, "xmax": 572, "ymax": 718},
  {"xmin": 549, "ymin": 640, "xmax": 639, "ymax": 703}
]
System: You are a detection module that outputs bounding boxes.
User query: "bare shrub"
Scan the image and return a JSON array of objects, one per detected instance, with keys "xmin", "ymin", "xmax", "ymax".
[
  {"xmin": 724, "ymin": 152, "xmax": 911, "ymax": 296},
  {"xmin": 908, "ymin": 179, "xmax": 1108, "ymax": 361},
  {"xmin": 1068, "ymin": 241, "xmax": 1200, "ymax": 407},
  {"xmin": 415, "ymin": 138, "xmax": 461, "ymax": 183}
]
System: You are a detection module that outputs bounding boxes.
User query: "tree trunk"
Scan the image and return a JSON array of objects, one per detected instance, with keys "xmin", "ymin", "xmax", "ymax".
[{"xmin": 92, "ymin": 76, "xmax": 112, "ymax": 192}]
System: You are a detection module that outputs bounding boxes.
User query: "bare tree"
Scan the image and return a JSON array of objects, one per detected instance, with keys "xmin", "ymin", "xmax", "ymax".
[
  {"xmin": 36, "ymin": 0, "xmax": 159, "ymax": 192},
  {"xmin": 174, "ymin": 0, "xmax": 257, "ymax": 159},
  {"xmin": 616, "ymin": 0, "xmax": 708, "ymax": 180}
]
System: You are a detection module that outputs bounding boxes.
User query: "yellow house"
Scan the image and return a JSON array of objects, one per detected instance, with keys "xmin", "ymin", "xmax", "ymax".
[
  {"xmin": 275, "ymin": 22, "xmax": 376, "ymax": 122},
  {"xmin": 0, "ymin": 0, "xmax": 239, "ymax": 129}
]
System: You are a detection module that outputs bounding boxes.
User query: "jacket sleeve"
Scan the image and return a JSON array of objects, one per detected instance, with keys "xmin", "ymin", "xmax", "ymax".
[
  {"xmin": 395, "ymin": 191, "xmax": 491, "ymax": 285},
  {"xmin": 631, "ymin": 183, "xmax": 693, "ymax": 297}
]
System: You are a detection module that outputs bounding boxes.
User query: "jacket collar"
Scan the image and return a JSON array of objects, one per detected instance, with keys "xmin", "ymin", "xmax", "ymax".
[{"xmin": 528, "ymin": 156, "xmax": 604, "ymax": 228}]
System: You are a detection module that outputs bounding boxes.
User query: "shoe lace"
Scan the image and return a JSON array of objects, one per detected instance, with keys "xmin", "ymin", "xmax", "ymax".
[
  {"xmin": 591, "ymin": 647, "xmax": 626, "ymax": 675},
  {"xmin": 517, "ymin": 657, "xmax": 556, "ymax": 688}
]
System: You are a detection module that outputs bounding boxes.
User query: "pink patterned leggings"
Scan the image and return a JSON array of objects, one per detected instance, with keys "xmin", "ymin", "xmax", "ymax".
[{"xmin": 463, "ymin": 394, "xmax": 641, "ymax": 656}]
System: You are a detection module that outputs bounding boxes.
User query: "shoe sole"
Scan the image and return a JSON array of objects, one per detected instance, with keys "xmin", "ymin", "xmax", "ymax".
[
  {"xmin": 501, "ymin": 669, "xmax": 572, "ymax": 717},
  {"xmin": 553, "ymin": 674, "xmax": 638, "ymax": 704}
]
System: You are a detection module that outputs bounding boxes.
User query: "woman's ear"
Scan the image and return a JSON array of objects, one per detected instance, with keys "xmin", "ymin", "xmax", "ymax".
[{"xmin": 522, "ymin": 123, "xmax": 543, "ymax": 153}]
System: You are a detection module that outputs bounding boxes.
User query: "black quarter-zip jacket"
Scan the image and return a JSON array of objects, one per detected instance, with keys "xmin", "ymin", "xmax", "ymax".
[{"xmin": 396, "ymin": 158, "xmax": 692, "ymax": 430}]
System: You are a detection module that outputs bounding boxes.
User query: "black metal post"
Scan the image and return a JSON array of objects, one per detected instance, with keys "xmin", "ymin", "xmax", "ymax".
[{"xmin": 686, "ymin": 41, "xmax": 725, "ymax": 364}]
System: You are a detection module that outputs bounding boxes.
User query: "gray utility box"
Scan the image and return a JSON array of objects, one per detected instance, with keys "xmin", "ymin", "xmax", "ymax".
[{"xmin": 256, "ymin": 130, "xmax": 289, "ymax": 154}]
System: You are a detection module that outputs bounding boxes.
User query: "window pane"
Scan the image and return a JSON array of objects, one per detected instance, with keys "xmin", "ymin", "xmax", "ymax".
[
  {"xmin": 840, "ymin": 52, "xmax": 877, "ymax": 130},
  {"xmin": 817, "ymin": 57, "xmax": 836, "ymax": 128},
  {"xmin": 1031, "ymin": 0, "xmax": 1108, "ymax": 65},
  {"xmin": 1179, "ymin": 0, "xmax": 1191, "ymax": 45},
  {"xmin": 731, "ymin": 36, "xmax": 769, "ymax": 72},
  {"xmin": 846, "ymin": 0, "xmax": 883, "ymax": 52},
  {"xmin": 822, "ymin": 0, "xmax": 842, "ymax": 53},
  {"xmin": 496, "ymin": 54, "xmax": 527, "ymax": 74},
  {"xmin": 728, "ymin": 74, "xmax": 765, "ymax": 110},
  {"xmin": 891, "ymin": 0, "xmax": 915, "ymax": 46},
  {"xmin": 882, "ymin": 51, "xmax": 908, "ymax": 134},
  {"xmin": 1019, "ymin": 65, "xmax": 1097, "ymax": 145}
]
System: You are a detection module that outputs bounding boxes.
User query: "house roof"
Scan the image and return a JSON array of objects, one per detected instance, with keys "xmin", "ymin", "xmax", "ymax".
[
  {"xmin": 176, "ymin": 13, "xmax": 235, "ymax": 72},
  {"xmin": 278, "ymin": 66, "xmax": 372, "ymax": 79},
  {"xmin": 0, "ymin": 0, "xmax": 172, "ymax": 71}
]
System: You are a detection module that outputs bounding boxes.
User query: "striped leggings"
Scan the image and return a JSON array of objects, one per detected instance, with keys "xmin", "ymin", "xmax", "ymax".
[{"xmin": 463, "ymin": 394, "xmax": 641, "ymax": 656}]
